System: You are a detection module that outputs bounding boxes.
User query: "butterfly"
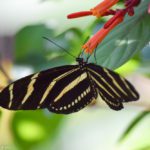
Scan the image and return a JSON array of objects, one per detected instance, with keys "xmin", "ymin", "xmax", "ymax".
[{"xmin": 0, "ymin": 57, "xmax": 139, "ymax": 114}]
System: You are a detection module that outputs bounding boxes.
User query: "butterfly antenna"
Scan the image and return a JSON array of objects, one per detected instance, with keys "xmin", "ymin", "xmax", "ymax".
[
  {"xmin": 43, "ymin": 37, "xmax": 76, "ymax": 58},
  {"xmin": 93, "ymin": 44, "xmax": 98, "ymax": 64},
  {"xmin": 77, "ymin": 35, "xmax": 90, "ymax": 58}
]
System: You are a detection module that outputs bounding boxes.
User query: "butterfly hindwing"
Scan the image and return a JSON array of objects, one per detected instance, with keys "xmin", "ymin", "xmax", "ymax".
[
  {"xmin": 87, "ymin": 63, "xmax": 139, "ymax": 110},
  {"xmin": 48, "ymin": 72, "xmax": 95, "ymax": 114}
]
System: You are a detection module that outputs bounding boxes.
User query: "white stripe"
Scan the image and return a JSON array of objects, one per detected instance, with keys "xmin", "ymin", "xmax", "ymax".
[
  {"xmin": 103, "ymin": 68, "xmax": 128, "ymax": 96},
  {"xmin": 8, "ymin": 84, "xmax": 14, "ymax": 108},
  {"xmin": 88, "ymin": 68, "xmax": 121, "ymax": 97},
  {"xmin": 54, "ymin": 72, "xmax": 87, "ymax": 102},
  {"xmin": 98, "ymin": 90, "xmax": 120, "ymax": 107},
  {"xmin": 38, "ymin": 68, "xmax": 79, "ymax": 107},
  {"xmin": 91, "ymin": 75, "xmax": 115, "ymax": 98},
  {"xmin": 21, "ymin": 73, "xmax": 39, "ymax": 105},
  {"xmin": 120, "ymin": 77, "xmax": 137, "ymax": 98}
]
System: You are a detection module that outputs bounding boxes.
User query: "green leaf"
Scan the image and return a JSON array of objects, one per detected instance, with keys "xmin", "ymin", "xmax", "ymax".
[
  {"xmin": 15, "ymin": 25, "xmax": 84, "ymax": 70},
  {"xmin": 116, "ymin": 59, "xmax": 139, "ymax": 76},
  {"xmin": 89, "ymin": 0, "xmax": 150, "ymax": 69},
  {"xmin": 141, "ymin": 44, "xmax": 150, "ymax": 61},
  {"xmin": 15, "ymin": 24, "xmax": 54, "ymax": 67},
  {"xmin": 118, "ymin": 111, "xmax": 150, "ymax": 143}
]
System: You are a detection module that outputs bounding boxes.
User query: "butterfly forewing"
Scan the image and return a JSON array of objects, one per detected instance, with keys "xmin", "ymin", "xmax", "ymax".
[
  {"xmin": 21, "ymin": 66, "xmax": 80, "ymax": 110},
  {"xmin": 0, "ymin": 65, "xmax": 79, "ymax": 110}
]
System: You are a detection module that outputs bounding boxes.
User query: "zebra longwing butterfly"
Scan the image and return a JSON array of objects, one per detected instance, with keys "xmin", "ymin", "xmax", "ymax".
[{"xmin": 0, "ymin": 58, "xmax": 139, "ymax": 114}]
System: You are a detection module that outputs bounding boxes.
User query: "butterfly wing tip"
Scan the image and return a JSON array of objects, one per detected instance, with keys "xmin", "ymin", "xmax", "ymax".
[
  {"xmin": 135, "ymin": 93, "xmax": 140, "ymax": 100},
  {"xmin": 113, "ymin": 106, "xmax": 124, "ymax": 111},
  {"xmin": 105, "ymin": 102, "xmax": 124, "ymax": 111},
  {"xmin": 130, "ymin": 93, "xmax": 140, "ymax": 102}
]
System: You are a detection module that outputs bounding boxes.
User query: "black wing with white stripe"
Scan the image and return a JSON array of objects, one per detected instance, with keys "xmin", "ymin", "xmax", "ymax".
[
  {"xmin": 0, "ymin": 66, "xmax": 76, "ymax": 109},
  {"xmin": 87, "ymin": 63, "xmax": 139, "ymax": 110},
  {"xmin": 0, "ymin": 61, "xmax": 139, "ymax": 114},
  {"xmin": 0, "ymin": 65, "xmax": 96, "ymax": 114}
]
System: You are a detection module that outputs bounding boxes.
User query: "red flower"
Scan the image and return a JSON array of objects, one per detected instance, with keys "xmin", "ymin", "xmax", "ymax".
[
  {"xmin": 67, "ymin": 0, "xmax": 118, "ymax": 19},
  {"xmin": 67, "ymin": 0, "xmax": 141, "ymax": 54},
  {"xmin": 83, "ymin": 10, "xmax": 126, "ymax": 53},
  {"xmin": 91, "ymin": 0, "xmax": 119, "ymax": 17}
]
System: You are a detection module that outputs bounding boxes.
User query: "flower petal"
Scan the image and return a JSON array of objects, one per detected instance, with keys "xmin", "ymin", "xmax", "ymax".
[
  {"xmin": 91, "ymin": 0, "xmax": 119, "ymax": 17},
  {"xmin": 83, "ymin": 13, "xmax": 124, "ymax": 54},
  {"xmin": 67, "ymin": 11, "xmax": 92, "ymax": 19}
]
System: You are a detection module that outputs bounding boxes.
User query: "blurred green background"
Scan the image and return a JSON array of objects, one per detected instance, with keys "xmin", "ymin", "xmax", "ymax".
[{"xmin": 0, "ymin": 0, "xmax": 150, "ymax": 150}]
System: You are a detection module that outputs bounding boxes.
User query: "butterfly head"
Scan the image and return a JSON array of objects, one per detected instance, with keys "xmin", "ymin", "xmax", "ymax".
[{"xmin": 76, "ymin": 57, "xmax": 86, "ymax": 68}]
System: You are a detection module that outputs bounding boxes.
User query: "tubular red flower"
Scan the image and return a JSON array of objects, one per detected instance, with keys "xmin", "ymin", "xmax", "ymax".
[
  {"xmin": 104, "ymin": 10, "xmax": 126, "ymax": 29},
  {"xmin": 125, "ymin": 0, "xmax": 141, "ymax": 8},
  {"xmin": 82, "ymin": 12, "xmax": 125, "ymax": 54},
  {"xmin": 127, "ymin": 8, "xmax": 134, "ymax": 16},
  {"xmin": 67, "ymin": 0, "xmax": 141, "ymax": 54},
  {"xmin": 67, "ymin": 9, "xmax": 116, "ymax": 19},
  {"xmin": 67, "ymin": 11, "xmax": 92, "ymax": 19},
  {"xmin": 91, "ymin": 0, "xmax": 119, "ymax": 17},
  {"xmin": 125, "ymin": 0, "xmax": 141, "ymax": 16},
  {"xmin": 67, "ymin": 0, "xmax": 118, "ymax": 19},
  {"xmin": 102, "ymin": 10, "xmax": 116, "ymax": 16}
]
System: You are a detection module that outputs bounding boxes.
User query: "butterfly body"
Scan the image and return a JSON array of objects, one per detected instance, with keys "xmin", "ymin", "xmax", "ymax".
[{"xmin": 0, "ymin": 58, "xmax": 139, "ymax": 114}]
